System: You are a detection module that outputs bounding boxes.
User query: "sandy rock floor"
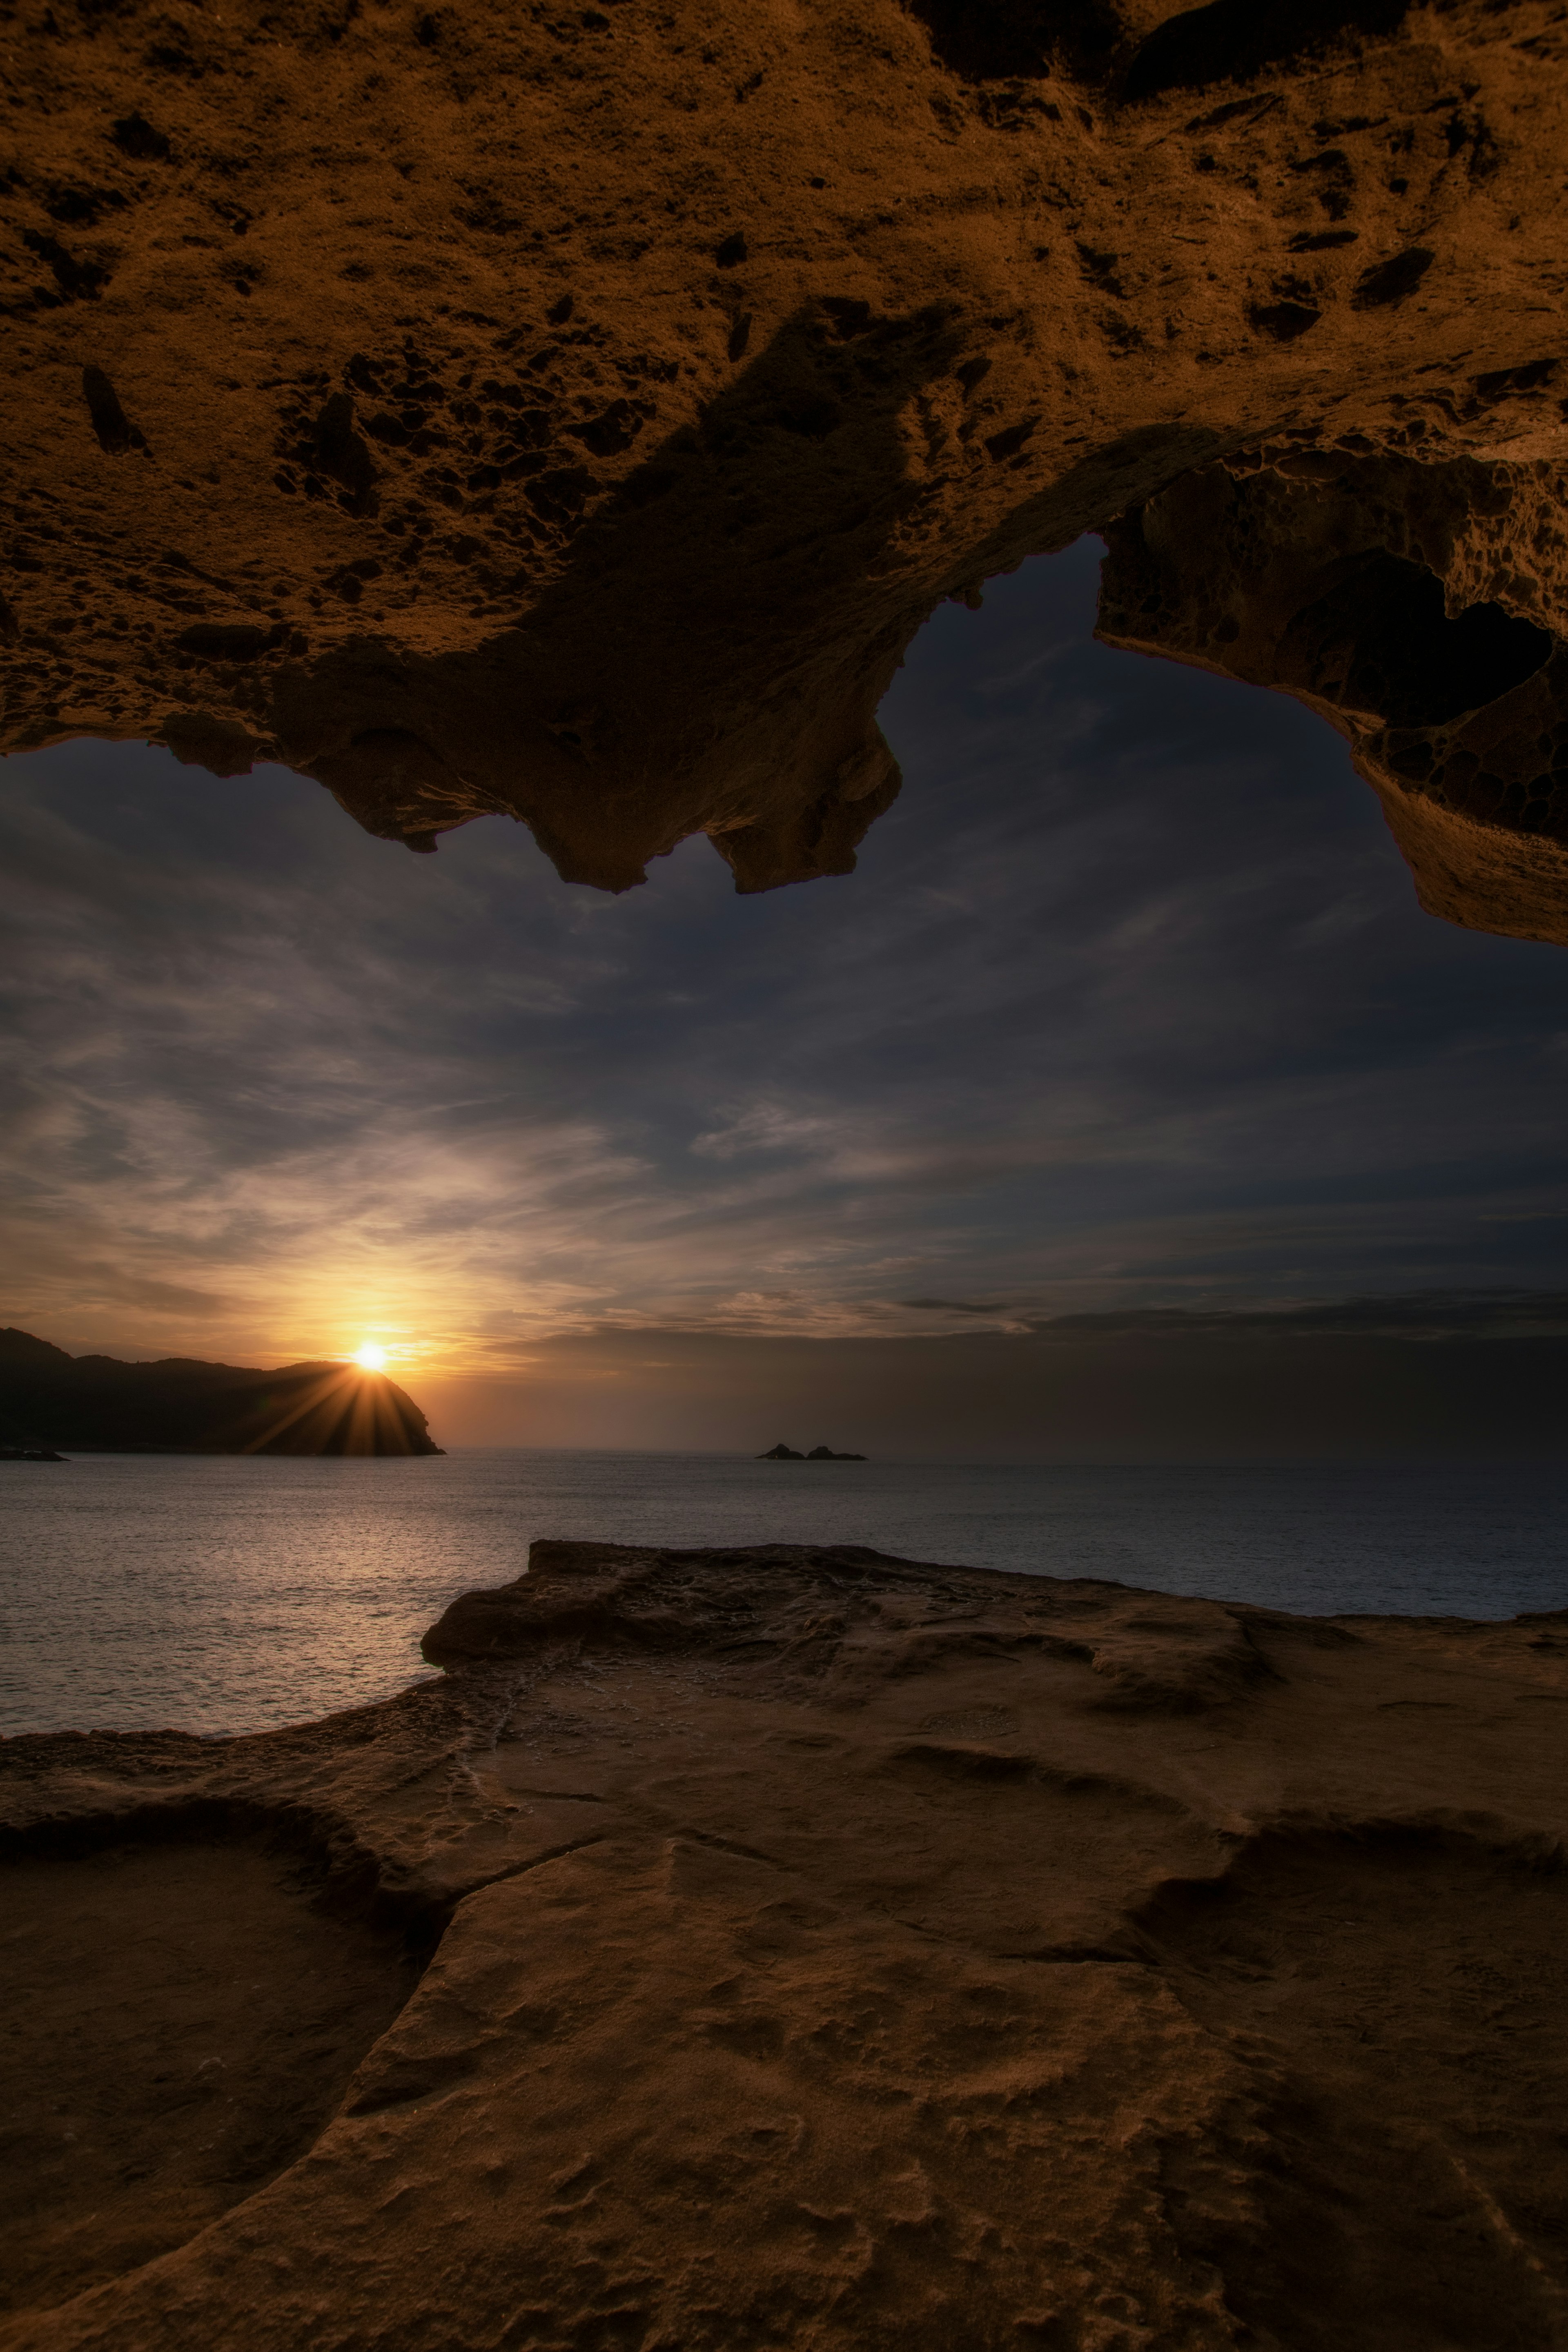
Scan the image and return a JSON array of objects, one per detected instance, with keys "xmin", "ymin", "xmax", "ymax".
[{"xmin": 2, "ymin": 1541, "xmax": 1565, "ymax": 2350}]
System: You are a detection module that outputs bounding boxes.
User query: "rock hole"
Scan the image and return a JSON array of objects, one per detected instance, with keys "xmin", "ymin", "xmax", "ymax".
[
  {"xmin": 0, "ymin": 1820, "xmax": 425, "ymax": 2320},
  {"xmin": 22, "ymin": 230, "xmax": 109, "ymax": 303},
  {"xmin": 81, "ymin": 367, "xmax": 147, "ymax": 456},
  {"xmin": 1472, "ymin": 357, "xmax": 1557, "ymax": 401},
  {"xmin": 1278, "ymin": 553, "xmax": 1553, "ymax": 728},
  {"xmin": 310, "ymin": 392, "xmax": 380, "ymax": 518},
  {"xmin": 176, "ymin": 621, "xmax": 278, "ymax": 660},
  {"xmin": 903, "ymin": 0, "xmax": 1120, "ymax": 82},
  {"xmin": 110, "ymin": 111, "xmax": 170, "ymax": 161},
  {"xmin": 1350, "ymin": 245, "xmax": 1434, "ymax": 310},
  {"xmin": 1247, "ymin": 299, "xmax": 1321, "ymax": 341},
  {"xmin": 1288, "ymin": 227, "xmax": 1360, "ymax": 252}
]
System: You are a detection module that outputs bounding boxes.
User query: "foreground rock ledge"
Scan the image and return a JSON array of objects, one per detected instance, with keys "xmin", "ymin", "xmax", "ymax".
[
  {"xmin": 4, "ymin": 3, "xmax": 1568, "ymax": 936},
  {"xmin": 4, "ymin": 1538, "xmax": 1567, "ymax": 2351}
]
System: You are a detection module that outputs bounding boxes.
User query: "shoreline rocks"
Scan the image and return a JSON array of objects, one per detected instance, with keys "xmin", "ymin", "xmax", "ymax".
[{"xmin": 4, "ymin": 1539, "xmax": 1566, "ymax": 2348}]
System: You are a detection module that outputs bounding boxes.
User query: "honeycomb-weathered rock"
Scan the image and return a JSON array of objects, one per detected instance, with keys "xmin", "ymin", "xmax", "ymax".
[
  {"xmin": 1099, "ymin": 450, "xmax": 1568, "ymax": 938},
  {"xmin": 3, "ymin": 0, "xmax": 1567, "ymax": 932}
]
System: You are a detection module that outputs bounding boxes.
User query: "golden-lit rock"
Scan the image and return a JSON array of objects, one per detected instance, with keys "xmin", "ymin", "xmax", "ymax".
[
  {"xmin": 2, "ymin": 3, "xmax": 1567, "ymax": 930},
  {"xmin": 4, "ymin": 1540, "xmax": 1568, "ymax": 2350}
]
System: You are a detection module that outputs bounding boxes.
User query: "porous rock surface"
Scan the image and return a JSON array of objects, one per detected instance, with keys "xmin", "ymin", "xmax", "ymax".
[
  {"xmin": 4, "ymin": 1538, "xmax": 1568, "ymax": 2349},
  {"xmin": 4, "ymin": 2, "xmax": 1568, "ymax": 932}
]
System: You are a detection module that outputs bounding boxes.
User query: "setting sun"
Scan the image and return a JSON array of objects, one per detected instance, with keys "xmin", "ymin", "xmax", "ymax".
[{"xmin": 355, "ymin": 1343, "xmax": 388, "ymax": 1371}]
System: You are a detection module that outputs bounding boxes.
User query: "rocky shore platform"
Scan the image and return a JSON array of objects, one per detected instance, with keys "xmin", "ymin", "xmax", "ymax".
[{"xmin": 4, "ymin": 1539, "xmax": 1566, "ymax": 2350}]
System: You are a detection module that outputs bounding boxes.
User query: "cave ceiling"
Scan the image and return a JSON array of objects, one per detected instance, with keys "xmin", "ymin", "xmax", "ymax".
[{"xmin": 4, "ymin": 0, "xmax": 1568, "ymax": 938}]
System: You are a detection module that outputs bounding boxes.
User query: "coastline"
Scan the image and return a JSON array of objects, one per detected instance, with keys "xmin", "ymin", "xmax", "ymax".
[{"xmin": 4, "ymin": 1539, "xmax": 1567, "ymax": 2348}]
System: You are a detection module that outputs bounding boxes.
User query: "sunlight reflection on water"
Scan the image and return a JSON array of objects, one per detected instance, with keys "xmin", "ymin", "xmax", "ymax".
[{"xmin": 2, "ymin": 1449, "xmax": 1564, "ymax": 1737}]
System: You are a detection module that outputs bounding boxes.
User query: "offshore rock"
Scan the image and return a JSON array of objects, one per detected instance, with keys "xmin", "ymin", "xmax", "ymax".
[
  {"xmin": 757, "ymin": 1442, "xmax": 868, "ymax": 1459},
  {"xmin": 2, "ymin": 3, "xmax": 1568, "ymax": 933},
  {"xmin": 2, "ymin": 1539, "xmax": 1567, "ymax": 2349}
]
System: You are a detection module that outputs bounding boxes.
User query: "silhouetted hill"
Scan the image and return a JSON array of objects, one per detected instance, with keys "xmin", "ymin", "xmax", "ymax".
[{"xmin": 0, "ymin": 1329, "xmax": 443, "ymax": 1456}]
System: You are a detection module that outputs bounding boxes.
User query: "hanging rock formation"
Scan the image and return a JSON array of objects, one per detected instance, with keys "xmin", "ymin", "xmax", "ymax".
[
  {"xmin": 1098, "ymin": 448, "xmax": 1568, "ymax": 940},
  {"xmin": 2, "ymin": 1, "xmax": 1567, "ymax": 933}
]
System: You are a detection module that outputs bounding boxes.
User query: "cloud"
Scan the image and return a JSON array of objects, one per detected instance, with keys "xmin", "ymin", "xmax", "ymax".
[
  {"xmin": 898, "ymin": 1297, "xmax": 1014, "ymax": 1315},
  {"xmin": 3, "ymin": 535, "xmax": 1568, "ymax": 1430},
  {"xmin": 1021, "ymin": 1291, "xmax": 1568, "ymax": 1342},
  {"xmin": 409, "ymin": 1307, "xmax": 1568, "ymax": 1460},
  {"xmin": 688, "ymin": 1101, "xmax": 844, "ymax": 1159}
]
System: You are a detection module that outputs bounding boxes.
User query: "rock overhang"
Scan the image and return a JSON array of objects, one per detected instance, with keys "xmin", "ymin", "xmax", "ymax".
[{"xmin": 2, "ymin": 0, "xmax": 1566, "ymax": 933}]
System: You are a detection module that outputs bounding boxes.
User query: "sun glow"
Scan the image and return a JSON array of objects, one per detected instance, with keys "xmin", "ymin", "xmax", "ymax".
[{"xmin": 355, "ymin": 1343, "xmax": 388, "ymax": 1371}]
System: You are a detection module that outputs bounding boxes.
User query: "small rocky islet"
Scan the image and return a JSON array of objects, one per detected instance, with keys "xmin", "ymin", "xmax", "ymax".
[{"xmin": 756, "ymin": 1442, "xmax": 869, "ymax": 1460}]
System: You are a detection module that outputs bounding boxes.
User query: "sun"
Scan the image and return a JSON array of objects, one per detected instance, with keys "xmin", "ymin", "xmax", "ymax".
[{"xmin": 355, "ymin": 1343, "xmax": 388, "ymax": 1371}]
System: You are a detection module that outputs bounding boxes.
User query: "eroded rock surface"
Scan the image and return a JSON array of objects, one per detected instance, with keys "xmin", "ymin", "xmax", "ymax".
[
  {"xmin": 3, "ymin": 3, "xmax": 1568, "ymax": 931},
  {"xmin": 0, "ymin": 1832, "xmax": 420, "ymax": 2317},
  {"xmin": 1099, "ymin": 448, "xmax": 1568, "ymax": 939},
  {"xmin": 3, "ymin": 1538, "xmax": 1567, "ymax": 2349}
]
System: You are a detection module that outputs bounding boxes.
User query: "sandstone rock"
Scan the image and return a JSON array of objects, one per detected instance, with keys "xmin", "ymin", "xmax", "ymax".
[
  {"xmin": 1099, "ymin": 450, "xmax": 1568, "ymax": 939},
  {"xmin": 4, "ymin": 1539, "xmax": 1568, "ymax": 2349},
  {"xmin": 3, "ymin": 4, "xmax": 1567, "ymax": 932}
]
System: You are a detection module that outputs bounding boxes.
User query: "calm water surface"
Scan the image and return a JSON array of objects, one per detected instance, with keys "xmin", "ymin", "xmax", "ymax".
[{"xmin": 3, "ymin": 1449, "xmax": 1566, "ymax": 1737}]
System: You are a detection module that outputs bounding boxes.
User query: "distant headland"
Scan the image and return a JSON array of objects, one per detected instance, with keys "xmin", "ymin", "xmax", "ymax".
[
  {"xmin": 757, "ymin": 1442, "xmax": 867, "ymax": 1461},
  {"xmin": 0, "ymin": 1329, "xmax": 443, "ymax": 1457}
]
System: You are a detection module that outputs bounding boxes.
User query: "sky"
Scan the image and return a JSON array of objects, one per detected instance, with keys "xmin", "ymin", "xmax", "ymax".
[{"xmin": 3, "ymin": 537, "xmax": 1566, "ymax": 1455}]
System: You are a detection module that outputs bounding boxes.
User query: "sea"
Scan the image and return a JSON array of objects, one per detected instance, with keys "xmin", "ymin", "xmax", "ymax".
[{"xmin": 2, "ymin": 1450, "xmax": 1566, "ymax": 1739}]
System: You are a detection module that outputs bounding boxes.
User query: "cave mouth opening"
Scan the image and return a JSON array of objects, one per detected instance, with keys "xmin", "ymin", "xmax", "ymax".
[
  {"xmin": 1279, "ymin": 552, "xmax": 1554, "ymax": 730},
  {"xmin": 902, "ymin": 0, "xmax": 1122, "ymax": 83},
  {"xmin": 904, "ymin": 0, "xmax": 1412, "ymax": 96},
  {"xmin": 1123, "ymin": 0, "xmax": 1410, "ymax": 102},
  {"xmin": 0, "ymin": 1815, "xmax": 426, "ymax": 2321}
]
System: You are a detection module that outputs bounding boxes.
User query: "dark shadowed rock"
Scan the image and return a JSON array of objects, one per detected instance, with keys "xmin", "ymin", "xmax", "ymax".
[{"xmin": 0, "ymin": 1327, "xmax": 443, "ymax": 1456}]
